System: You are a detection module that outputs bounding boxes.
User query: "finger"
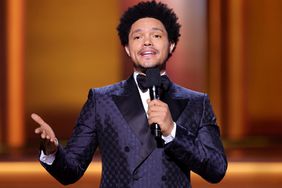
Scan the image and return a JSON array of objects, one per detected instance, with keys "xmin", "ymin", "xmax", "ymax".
[
  {"xmin": 148, "ymin": 100, "xmax": 166, "ymax": 109},
  {"xmin": 41, "ymin": 130, "xmax": 47, "ymax": 139},
  {"xmin": 148, "ymin": 114, "xmax": 164, "ymax": 122},
  {"xmin": 148, "ymin": 106, "xmax": 167, "ymax": 115},
  {"xmin": 45, "ymin": 128, "xmax": 55, "ymax": 139},
  {"xmin": 43, "ymin": 129, "xmax": 55, "ymax": 140},
  {"xmin": 148, "ymin": 99, "xmax": 164, "ymax": 105},
  {"xmin": 31, "ymin": 113, "xmax": 47, "ymax": 126},
  {"xmin": 148, "ymin": 117, "xmax": 162, "ymax": 127},
  {"xmin": 149, "ymin": 111, "xmax": 165, "ymax": 118},
  {"xmin": 50, "ymin": 137, "xmax": 59, "ymax": 146},
  {"xmin": 147, "ymin": 107, "xmax": 164, "ymax": 116},
  {"xmin": 34, "ymin": 127, "xmax": 43, "ymax": 134},
  {"xmin": 32, "ymin": 113, "xmax": 56, "ymax": 137},
  {"xmin": 150, "ymin": 105, "xmax": 166, "ymax": 111}
]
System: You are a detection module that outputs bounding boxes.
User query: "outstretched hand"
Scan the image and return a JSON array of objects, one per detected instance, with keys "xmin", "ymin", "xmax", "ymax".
[{"xmin": 31, "ymin": 113, "xmax": 58, "ymax": 155}]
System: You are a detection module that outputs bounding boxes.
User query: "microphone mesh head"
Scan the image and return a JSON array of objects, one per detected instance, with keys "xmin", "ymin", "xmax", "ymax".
[{"xmin": 145, "ymin": 68, "xmax": 161, "ymax": 87}]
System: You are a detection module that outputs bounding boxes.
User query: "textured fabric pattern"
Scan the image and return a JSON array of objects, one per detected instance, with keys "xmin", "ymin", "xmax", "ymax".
[{"xmin": 41, "ymin": 76, "xmax": 227, "ymax": 188}]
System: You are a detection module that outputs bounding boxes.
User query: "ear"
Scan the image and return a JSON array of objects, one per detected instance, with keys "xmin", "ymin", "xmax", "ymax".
[
  {"xmin": 124, "ymin": 46, "xmax": 131, "ymax": 57},
  {"xmin": 169, "ymin": 43, "xmax": 175, "ymax": 53}
]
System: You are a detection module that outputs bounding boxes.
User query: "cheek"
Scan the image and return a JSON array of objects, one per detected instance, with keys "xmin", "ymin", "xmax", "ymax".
[
  {"xmin": 156, "ymin": 40, "xmax": 169, "ymax": 50},
  {"xmin": 128, "ymin": 44, "xmax": 139, "ymax": 54},
  {"xmin": 160, "ymin": 45, "xmax": 170, "ymax": 56}
]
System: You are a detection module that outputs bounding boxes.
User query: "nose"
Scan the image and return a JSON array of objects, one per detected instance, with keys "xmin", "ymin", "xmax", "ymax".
[{"xmin": 143, "ymin": 36, "xmax": 152, "ymax": 46}]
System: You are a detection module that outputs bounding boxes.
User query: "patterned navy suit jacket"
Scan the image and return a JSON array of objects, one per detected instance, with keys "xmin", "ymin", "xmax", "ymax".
[{"xmin": 41, "ymin": 75, "xmax": 227, "ymax": 188}]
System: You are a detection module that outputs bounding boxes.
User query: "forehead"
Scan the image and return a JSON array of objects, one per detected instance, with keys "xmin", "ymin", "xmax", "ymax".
[{"xmin": 130, "ymin": 17, "xmax": 166, "ymax": 33}]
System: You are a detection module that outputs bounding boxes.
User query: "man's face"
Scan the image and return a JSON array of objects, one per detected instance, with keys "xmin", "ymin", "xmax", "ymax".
[{"xmin": 125, "ymin": 17, "xmax": 175, "ymax": 73}]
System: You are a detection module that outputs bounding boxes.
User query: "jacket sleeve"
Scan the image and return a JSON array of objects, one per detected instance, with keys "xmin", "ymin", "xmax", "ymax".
[
  {"xmin": 41, "ymin": 89, "xmax": 99, "ymax": 185},
  {"xmin": 164, "ymin": 94, "xmax": 227, "ymax": 183}
]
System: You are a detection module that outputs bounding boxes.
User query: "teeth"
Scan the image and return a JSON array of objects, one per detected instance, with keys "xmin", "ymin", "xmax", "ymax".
[{"xmin": 142, "ymin": 51, "xmax": 154, "ymax": 55}]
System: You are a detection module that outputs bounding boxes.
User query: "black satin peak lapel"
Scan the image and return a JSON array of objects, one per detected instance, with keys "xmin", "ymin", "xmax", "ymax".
[
  {"xmin": 162, "ymin": 90, "xmax": 188, "ymax": 122},
  {"xmin": 112, "ymin": 76, "xmax": 156, "ymax": 167}
]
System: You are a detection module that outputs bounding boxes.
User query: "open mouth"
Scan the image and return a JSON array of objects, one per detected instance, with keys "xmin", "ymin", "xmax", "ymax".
[{"xmin": 139, "ymin": 48, "xmax": 158, "ymax": 57}]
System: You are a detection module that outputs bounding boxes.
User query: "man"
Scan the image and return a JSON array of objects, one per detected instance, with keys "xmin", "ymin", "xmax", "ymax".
[{"xmin": 32, "ymin": 1, "xmax": 227, "ymax": 187}]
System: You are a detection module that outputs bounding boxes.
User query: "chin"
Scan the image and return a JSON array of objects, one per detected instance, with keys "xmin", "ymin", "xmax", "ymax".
[
  {"xmin": 144, "ymin": 61, "xmax": 160, "ymax": 67},
  {"xmin": 137, "ymin": 65, "xmax": 164, "ymax": 73}
]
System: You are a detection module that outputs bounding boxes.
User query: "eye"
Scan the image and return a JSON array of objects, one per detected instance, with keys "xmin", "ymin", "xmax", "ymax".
[
  {"xmin": 133, "ymin": 35, "xmax": 141, "ymax": 40},
  {"xmin": 153, "ymin": 34, "xmax": 162, "ymax": 38}
]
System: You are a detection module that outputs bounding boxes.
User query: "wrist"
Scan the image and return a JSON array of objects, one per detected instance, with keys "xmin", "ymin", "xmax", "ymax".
[
  {"xmin": 162, "ymin": 122, "xmax": 176, "ymax": 144},
  {"xmin": 40, "ymin": 138, "xmax": 58, "ymax": 155},
  {"xmin": 162, "ymin": 122, "xmax": 174, "ymax": 136}
]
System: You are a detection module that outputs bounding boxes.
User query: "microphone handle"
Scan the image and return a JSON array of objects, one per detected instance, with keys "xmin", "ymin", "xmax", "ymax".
[{"xmin": 149, "ymin": 86, "xmax": 162, "ymax": 138}]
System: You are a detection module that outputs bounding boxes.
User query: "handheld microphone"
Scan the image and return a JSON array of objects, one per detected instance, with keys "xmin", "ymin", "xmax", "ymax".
[{"xmin": 145, "ymin": 68, "xmax": 162, "ymax": 139}]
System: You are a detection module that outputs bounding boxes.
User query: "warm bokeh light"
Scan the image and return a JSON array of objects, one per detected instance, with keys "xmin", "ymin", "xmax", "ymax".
[{"xmin": 6, "ymin": 0, "xmax": 25, "ymax": 148}]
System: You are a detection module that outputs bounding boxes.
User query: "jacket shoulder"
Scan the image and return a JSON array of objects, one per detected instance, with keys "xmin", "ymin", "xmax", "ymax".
[
  {"xmin": 89, "ymin": 80, "xmax": 127, "ymax": 96},
  {"xmin": 171, "ymin": 83, "xmax": 207, "ymax": 100}
]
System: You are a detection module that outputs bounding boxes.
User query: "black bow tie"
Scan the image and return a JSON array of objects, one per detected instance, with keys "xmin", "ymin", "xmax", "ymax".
[{"xmin": 137, "ymin": 74, "xmax": 171, "ymax": 92}]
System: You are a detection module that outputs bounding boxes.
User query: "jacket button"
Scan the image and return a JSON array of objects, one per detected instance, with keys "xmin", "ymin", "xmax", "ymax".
[
  {"xmin": 165, "ymin": 155, "xmax": 173, "ymax": 161},
  {"xmin": 133, "ymin": 172, "xmax": 140, "ymax": 181},
  {"xmin": 133, "ymin": 175, "xmax": 140, "ymax": 180},
  {"xmin": 161, "ymin": 175, "xmax": 167, "ymax": 181},
  {"xmin": 124, "ymin": 146, "xmax": 130, "ymax": 152}
]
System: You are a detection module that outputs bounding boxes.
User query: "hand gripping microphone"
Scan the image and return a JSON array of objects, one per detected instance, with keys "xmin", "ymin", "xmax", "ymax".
[{"xmin": 145, "ymin": 68, "xmax": 162, "ymax": 139}]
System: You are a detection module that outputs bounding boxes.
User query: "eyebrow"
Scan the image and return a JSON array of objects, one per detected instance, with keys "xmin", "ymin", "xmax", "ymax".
[{"xmin": 130, "ymin": 27, "xmax": 165, "ymax": 36}]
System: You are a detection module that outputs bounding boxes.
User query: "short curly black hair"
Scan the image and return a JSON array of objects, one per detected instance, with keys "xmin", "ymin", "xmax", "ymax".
[{"xmin": 117, "ymin": 1, "xmax": 181, "ymax": 47}]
